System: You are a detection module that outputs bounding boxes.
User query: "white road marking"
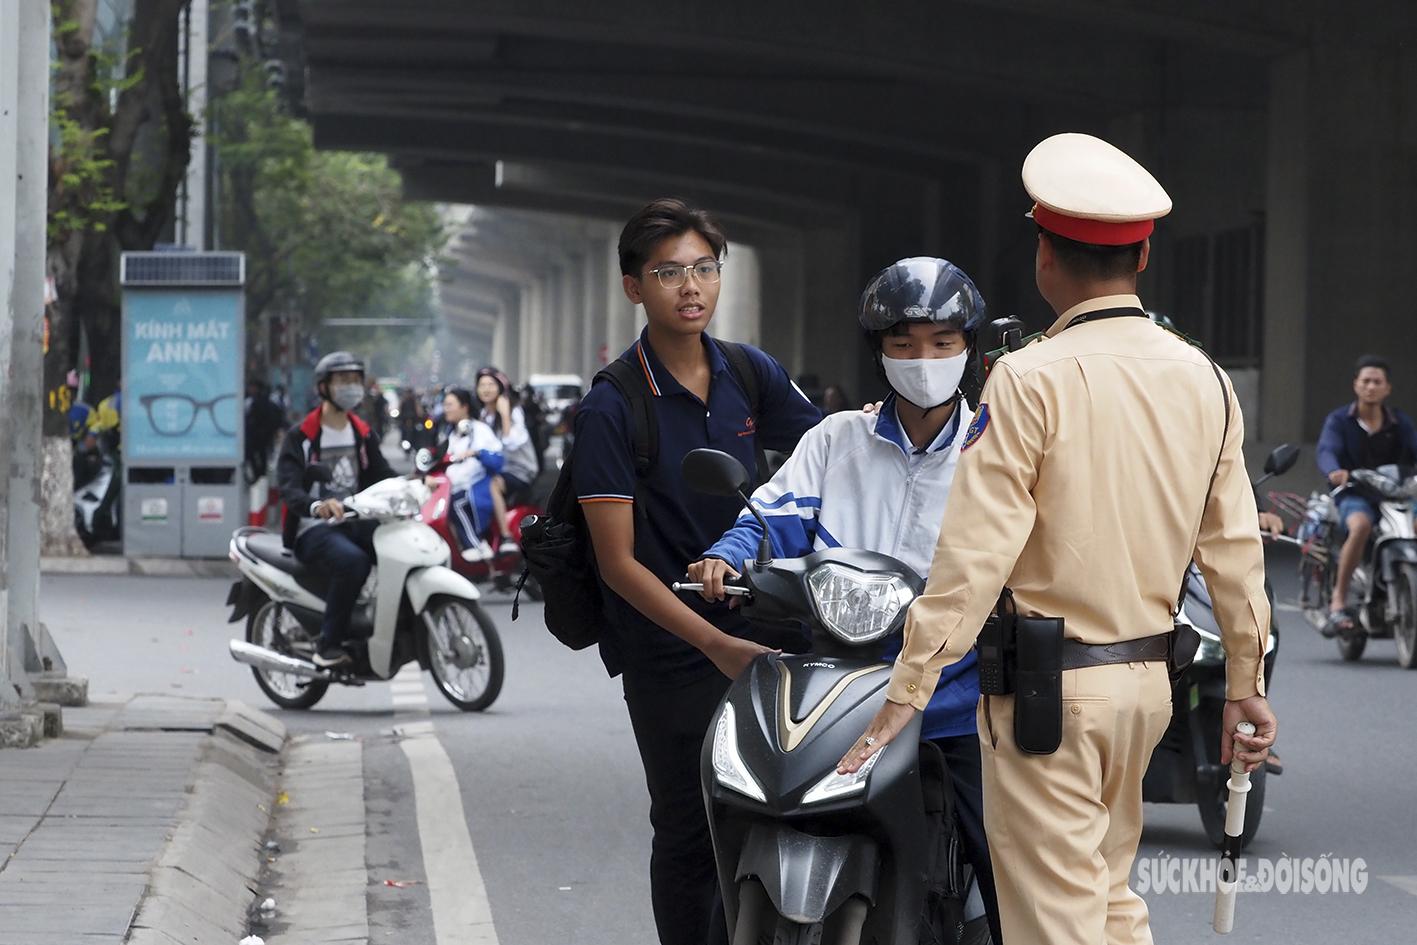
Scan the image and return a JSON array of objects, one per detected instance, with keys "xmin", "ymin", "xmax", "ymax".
[
  {"xmin": 391, "ymin": 662, "xmax": 430, "ymax": 714},
  {"xmin": 1378, "ymin": 875, "xmax": 1417, "ymax": 897},
  {"xmin": 399, "ymin": 723, "xmax": 499, "ymax": 944},
  {"xmin": 1274, "ymin": 602, "xmax": 1303, "ymax": 614}
]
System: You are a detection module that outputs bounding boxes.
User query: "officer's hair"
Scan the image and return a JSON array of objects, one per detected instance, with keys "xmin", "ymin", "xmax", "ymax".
[
  {"xmin": 618, "ymin": 198, "xmax": 728, "ymax": 277},
  {"xmin": 1040, "ymin": 229, "xmax": 1144, "ymax": 282},
  {"xmin": 1354, "ymin": 355, "xmax": 1391, "ymax": 381}
]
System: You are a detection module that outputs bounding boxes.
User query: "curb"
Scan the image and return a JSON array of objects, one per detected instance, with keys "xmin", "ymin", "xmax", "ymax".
[
  {"xmin": 41, "ymin": 555, "xmax": 237, "ymax": 578},
  {"xmin": 125, "ymin": 701, "xmax": 288, "ymax": 945}
]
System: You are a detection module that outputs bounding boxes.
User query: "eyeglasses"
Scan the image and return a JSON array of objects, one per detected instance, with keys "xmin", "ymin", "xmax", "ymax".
[
  {"xmin": 648, "ymin": 260, "xmax": 722, "ymax": 290},
  {"xmin": 139, "ymin": 393, "xmax": 239, "ymax": 437}
]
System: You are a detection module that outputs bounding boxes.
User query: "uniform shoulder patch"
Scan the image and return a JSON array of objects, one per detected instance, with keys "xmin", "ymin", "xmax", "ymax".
[{"xmin": 961, "ymin": 403, "xmax": 990, "ymax": 451}]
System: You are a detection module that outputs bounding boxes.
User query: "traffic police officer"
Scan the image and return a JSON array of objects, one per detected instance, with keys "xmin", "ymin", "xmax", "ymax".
[{"xmin": 839, "ymin": 132, "xmax": 1279, "ymax": 944}]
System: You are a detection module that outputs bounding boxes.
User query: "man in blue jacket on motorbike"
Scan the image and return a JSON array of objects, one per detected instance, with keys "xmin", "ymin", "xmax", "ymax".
[
  {"xmin": 688, "ymin": 258, "xmax": 1002, "ymax": 944},
  {"xmin": 1316, "ymin": 355, "xmax": 1417, "ymax": 635}
]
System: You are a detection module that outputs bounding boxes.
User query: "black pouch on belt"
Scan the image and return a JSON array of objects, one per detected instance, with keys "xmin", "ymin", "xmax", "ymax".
[{"xmin": 1013, "ymin": 616, "xmax": 1064, "ymax": 755}]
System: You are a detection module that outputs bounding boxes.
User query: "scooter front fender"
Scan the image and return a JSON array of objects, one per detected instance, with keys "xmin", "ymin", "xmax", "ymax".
[
  {"xmin": 736, "ymin": 822, "xmax": 878, "ymax": 925},
  {"xmin": 405, "ymin": 564, "xmax": 481, "ymax": 614}
]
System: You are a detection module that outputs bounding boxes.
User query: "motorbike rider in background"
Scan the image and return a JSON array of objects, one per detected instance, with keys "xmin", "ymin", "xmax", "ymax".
[
  {"xmin": 688, "ymin": 257, "xmax": 1002, "ymax": 944},
  {"xmin": 1316, "ymin": 355, "xmax": 1417, "ymax": 636},
  {"xmin": 439, "ymin": 386, "xmax": 510, "ymax": 561},
  {"xmin": 275, "ymin": 351, "xmax": 395, "ymax": 668},
  {"xmin": 475, "ymin": 367, "xmax": 539, "ymax": 547}
]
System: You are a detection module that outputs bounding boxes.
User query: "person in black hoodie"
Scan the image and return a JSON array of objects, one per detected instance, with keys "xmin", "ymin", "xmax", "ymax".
[{"xmin": 275, "ymin": 351, "xmax": 395, "ymax": 667}]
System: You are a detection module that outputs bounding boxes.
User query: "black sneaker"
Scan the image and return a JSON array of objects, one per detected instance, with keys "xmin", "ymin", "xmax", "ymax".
[{"xmin": 313, "ymin": 643, "xmax": 352, "ymax": 668}]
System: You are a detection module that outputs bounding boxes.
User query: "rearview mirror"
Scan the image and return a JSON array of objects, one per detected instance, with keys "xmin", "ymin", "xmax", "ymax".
[
  {"xmin": 682, "ymin": 449, "xmax": 749, "ymax": 498},
  {"xmin": 1264, "ymin": 443, "xmax": 1300, "ymax": 477},
  {"xmin": 414, "ymin": 448, "xmax": 436, "ymax": 474}
]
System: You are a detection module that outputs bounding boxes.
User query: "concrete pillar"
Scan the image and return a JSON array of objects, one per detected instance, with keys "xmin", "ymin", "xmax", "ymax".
[
  {"xmin": 756, "ymin": 237, "xmax": 806, "ymax": 375},
  {"xmin": 716, "ymin": 242, "xmax": 761, "ymax": 346},
  {"xmin": 0, "ymin": 0, "xmax": 21, "ymax": 713},
  {"xmin": 578, "ymin": 246, "xmax": 606, "ymax": 383},
  {"xmin": 7, "ymin": 0, "xmax": 48, "ymax": 692},
  {"xmin": 1260, "ymin": 50, "xmax": 1310, "ymax": 445},
  {"xmin": 178, "ymin": 0, "xmax": 209, "ymax": 249},
  {"xmin": 605, "ymin": 234, "xmax": 637, "ymax": 357},
  {"xmin": 1297, "ymin": 36, "xmax": 1417, "ymax": 438},
  {"xmin": 795, "ymin": 224, "xmax": 861, "ymax": 402}
]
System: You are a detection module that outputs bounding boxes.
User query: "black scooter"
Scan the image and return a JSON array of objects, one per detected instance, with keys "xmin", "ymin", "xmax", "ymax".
[
  {"xmin": 1141, "ymin": 443, "xmax": 1297, "ymax": 849},
  {"xmin": 676, "ymin": 449, "xmax": 991, "ymax": 945}
]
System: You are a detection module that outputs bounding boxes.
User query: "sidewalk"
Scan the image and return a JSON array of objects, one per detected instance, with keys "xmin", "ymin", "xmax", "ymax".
[
  {"xmin": 40, "ymin": 556, "xmax": 237, "ymax": 578},
  {"xmin": 0, "ymin": 695, "xmax": 286, "ymax": 944}
]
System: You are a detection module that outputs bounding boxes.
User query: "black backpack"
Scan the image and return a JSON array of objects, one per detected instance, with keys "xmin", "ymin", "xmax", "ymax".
[{"xmin": 514, "ymin": 341, "xmax": 766, "ymax": 650}]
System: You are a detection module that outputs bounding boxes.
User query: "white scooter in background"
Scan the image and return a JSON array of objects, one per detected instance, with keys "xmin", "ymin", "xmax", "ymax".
[{"xmin": 225, "ymin": 463, "xmax": 504, "ymax": 711}]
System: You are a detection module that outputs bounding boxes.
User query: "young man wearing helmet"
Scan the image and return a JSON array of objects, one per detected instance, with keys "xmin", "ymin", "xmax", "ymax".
[
  {"xmin": 275, "ymin": 350, "xmax": 396, "ymax": 667},
  {"xmin": 687, "ymin": 257, "xmax": 1001, "ymax": 943}
]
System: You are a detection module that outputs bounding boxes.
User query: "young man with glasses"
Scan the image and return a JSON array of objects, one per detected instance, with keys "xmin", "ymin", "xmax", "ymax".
[{"xmin": 574, "ymin": 198, "xmax": 821, "ymax": 945}]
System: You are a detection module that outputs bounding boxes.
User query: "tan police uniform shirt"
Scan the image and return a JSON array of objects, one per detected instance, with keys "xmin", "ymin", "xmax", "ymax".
[{"xmin": 888, "ymin": 293, "xmax": 1270, "ymax": 707}]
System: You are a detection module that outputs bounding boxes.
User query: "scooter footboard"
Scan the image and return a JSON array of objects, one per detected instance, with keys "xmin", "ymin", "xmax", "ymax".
[{"xmin": 736, "ymin": 823, "xmax": 878, "ymax": 925}]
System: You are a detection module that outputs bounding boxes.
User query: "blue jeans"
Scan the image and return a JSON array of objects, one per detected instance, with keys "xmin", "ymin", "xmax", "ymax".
[{"xmin": 294, "ymin": 519, "xmax": 378, "ymax": 647}]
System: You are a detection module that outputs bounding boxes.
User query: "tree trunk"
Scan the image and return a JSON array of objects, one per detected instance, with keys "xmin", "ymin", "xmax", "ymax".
[{"xmin": 40, "ymin": 438, "xmax": 87, "ymax": 557}]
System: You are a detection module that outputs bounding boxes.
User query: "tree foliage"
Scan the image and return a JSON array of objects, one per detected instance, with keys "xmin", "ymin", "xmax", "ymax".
[{"xmin": 212, "ymin": 64, "xmax": 444, "ymax": 366}]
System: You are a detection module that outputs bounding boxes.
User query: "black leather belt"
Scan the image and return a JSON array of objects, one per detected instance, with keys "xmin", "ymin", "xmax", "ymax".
[{"xmin": 1061, "ymin": 632, "xmax": 1170, "ymax": 671}]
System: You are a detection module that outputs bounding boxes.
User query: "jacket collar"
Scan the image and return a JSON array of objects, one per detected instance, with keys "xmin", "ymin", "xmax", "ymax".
[
  {"xmin": 634, "ymin": 327, "xmax": 729, "ymax": 398},
  {"xmin": 874, "ymin": 392, "xmax": 964, "ymax": 456},
  {"xmin": 299, "ymin": 406, "xmax": 370, "ymax": 440},
  {"xmin": 1346, "ymin": 402, "xmax": 1396, "ymax": 429}
]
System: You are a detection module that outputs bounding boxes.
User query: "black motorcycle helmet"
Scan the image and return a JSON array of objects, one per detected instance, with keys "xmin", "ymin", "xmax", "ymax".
[
  {"xmin": 313, "ymin": 350, "xmax": 365, "ymax": 401},
  {"xmin": 858, "ymin": 257, "xmax": 987, "ymax": 402}
]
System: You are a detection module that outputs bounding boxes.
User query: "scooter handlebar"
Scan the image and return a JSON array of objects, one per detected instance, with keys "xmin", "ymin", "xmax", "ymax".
[{"xmin": 672, "ymin": 581, "xmax": 751, "ymax": 597}]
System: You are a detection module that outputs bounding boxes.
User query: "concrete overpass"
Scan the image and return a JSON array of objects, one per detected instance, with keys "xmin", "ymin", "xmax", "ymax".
[{"xmin": 270, "ymin": 0, "xmax": 1417, "ymax": 441}]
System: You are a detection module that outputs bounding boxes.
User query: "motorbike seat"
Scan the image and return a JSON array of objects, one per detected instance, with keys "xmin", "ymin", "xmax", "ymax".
[{"xmin": 244, "ymin": 531, "xmax": 310, "ymax": 578}]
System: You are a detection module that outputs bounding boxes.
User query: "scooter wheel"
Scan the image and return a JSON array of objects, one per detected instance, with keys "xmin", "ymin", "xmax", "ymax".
[
  {"xmin": 423, "ymin": 597, "xmax": 504, "ymax": 712},
  {"xmin": 247, "ymin": 601, "xmax": 329, "ymax": 710}
]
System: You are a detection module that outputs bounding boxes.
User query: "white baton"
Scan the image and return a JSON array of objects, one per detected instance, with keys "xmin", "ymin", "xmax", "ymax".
[{"xmin": 1212, "ymin": 721, "xmax": 1257, "ymax": 934}]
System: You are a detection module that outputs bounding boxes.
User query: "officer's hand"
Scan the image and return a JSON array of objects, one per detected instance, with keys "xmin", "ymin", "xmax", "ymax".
[
  {"xmin": 315, "ymin": 499, "xmax": 346, "ymax": 520},
  {"xmin": 1258, "ymin": 511, "xmax": 1285, "ymax": 537},
  {"xmin": 687, "ymin": 558, "xmax": 740, "ymax": 603},
  {"xmin": 838, "ymin": 700, "xmax": 917, "ymax": 774},
  {"xmin": 705, "ymin": 634, "xmax": 775, "ymax": 681},
  {"xmin": 1328, "ymin": 469, "xmax": 1350, "ymax": 488},
  {"xmin": 1222, "ymin": 696, "xmax": 1277, "ymax": 773}
]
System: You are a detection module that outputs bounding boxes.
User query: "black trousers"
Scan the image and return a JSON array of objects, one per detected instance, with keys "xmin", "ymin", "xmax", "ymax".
[
  {"xmin": 623, "ymin": 670, "xmax": 731, "ymax": 945},
  {"xmin": 931, "ymin": 731, "xmax": 1005, "ymax": 945},
  {"xmin": 293, "ymin": 519, "xmax": 378, "ymax": 646}
]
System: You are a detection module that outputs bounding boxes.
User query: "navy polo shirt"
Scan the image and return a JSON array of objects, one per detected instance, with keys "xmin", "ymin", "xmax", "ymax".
[{"xmin": 573, "ymin": 328, "xmax": 822, "ymax": 684}]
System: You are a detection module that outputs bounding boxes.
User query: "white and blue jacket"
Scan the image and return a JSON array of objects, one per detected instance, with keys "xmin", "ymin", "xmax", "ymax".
[{"xmin": 703, "ymin": 394, "xmax": 980, "ymax": 739}]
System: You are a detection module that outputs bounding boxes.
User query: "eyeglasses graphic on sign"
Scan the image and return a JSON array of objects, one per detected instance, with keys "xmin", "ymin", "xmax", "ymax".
[{"xmin": 139, "ymin": 393, "xmax": 238, "ymax": 436}]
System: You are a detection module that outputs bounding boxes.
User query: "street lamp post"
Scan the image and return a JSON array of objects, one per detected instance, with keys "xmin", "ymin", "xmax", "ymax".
[{"xmin": 2, "ymin": 0, "xmax": 81, "ymax": 746}]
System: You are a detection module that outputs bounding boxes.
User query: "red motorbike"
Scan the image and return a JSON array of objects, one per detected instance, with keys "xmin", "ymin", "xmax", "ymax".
[{"xmin": 420, "ymin": 455, "xmax": 544, "ymax": 600}]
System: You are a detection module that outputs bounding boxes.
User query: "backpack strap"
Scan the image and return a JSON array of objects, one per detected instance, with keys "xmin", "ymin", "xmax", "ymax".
[
  {"xmin": 715, "ymin": 340, "xmax": 770, "ymax": 486},
  {"xmin": 595, "ymin": 358, "xmax": 658, "ymax": 479}
]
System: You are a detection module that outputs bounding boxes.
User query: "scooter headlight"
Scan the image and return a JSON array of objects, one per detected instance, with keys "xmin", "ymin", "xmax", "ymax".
[
  {"xmin": 801, "ymin": 746, "xmax": 883, "ymax": 806},
  {"xmin": 712, "ymin": 703, "xmax": 766, "ymax": 803},
  {"xmin": 806, "ymin": 563, "xmax": 915, "ymax": 644}
]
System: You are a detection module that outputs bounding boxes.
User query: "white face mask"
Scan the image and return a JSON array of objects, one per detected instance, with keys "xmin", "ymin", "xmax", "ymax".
[
  {"xmin": 330, "ymin": 382, "xmax": 365, "ymax": 412},
  {"xmin": 881, "ymin": 350, "xmax": 969, "ymax": 409}
]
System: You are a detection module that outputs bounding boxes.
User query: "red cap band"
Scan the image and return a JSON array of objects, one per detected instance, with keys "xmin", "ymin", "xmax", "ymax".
[{"xmin": 1031, "ymin": 203, "xmax": 1154, "ymax": 246}]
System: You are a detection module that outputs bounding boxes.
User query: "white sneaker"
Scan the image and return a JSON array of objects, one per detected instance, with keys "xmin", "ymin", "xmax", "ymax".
[{"xmin": 460, "ymin": 540, "xmax": 495, "ymax": 563}]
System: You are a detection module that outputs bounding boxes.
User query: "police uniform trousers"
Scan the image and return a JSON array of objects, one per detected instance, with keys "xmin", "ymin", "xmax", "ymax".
[{"xmin": 979, "ymin": 661, "xmax": 1172, "ymax": 945}]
